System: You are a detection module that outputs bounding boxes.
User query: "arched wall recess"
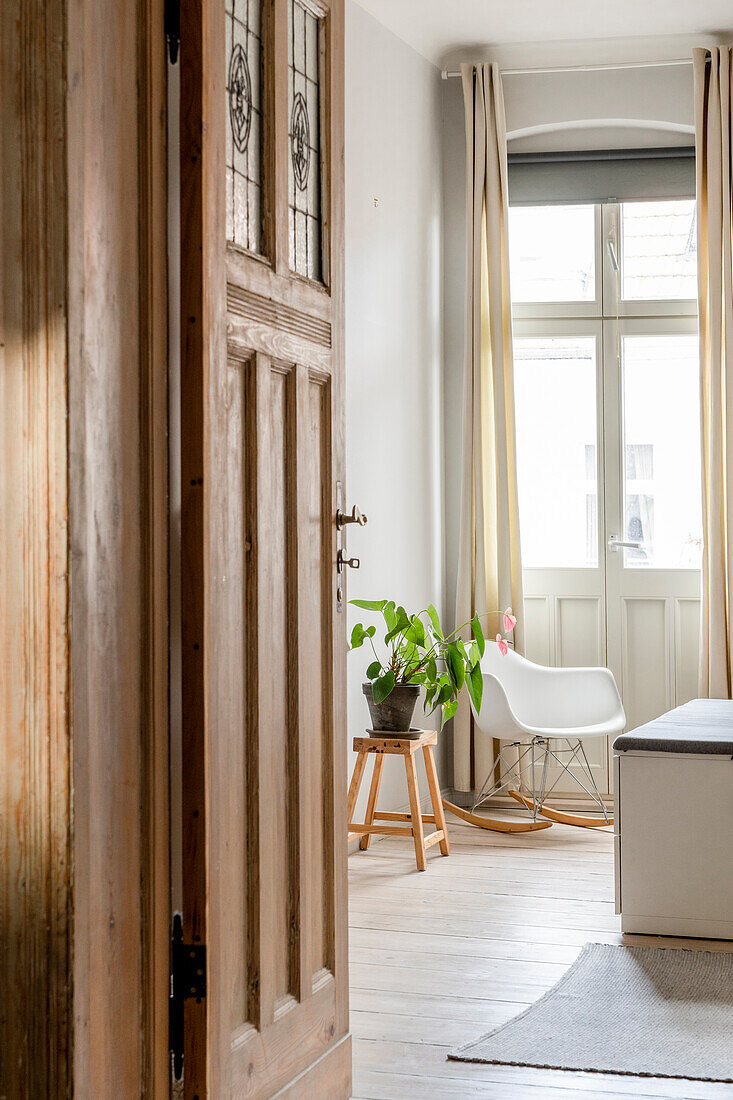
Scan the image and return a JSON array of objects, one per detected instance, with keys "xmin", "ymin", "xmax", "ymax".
[
  {"xmin": 507, "ymin": 117, "xmax": 695, "ymax": 143},
  {"xmin": 505, "ymin": 116, "xmax": 696, "ymax": 202}
]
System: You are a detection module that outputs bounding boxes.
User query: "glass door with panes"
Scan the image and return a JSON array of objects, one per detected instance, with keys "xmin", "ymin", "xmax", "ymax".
[{"xmin": 510, "ymin": 199, "xmax": 701, "ymax": 797}]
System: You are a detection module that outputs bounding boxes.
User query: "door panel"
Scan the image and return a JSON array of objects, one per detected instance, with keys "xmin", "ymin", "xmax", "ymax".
[
  {"xmin": 516, "ymin": 320, "xmax": 609, "ymax": 795},
  {"xmin": 521, "ymin": 581, "xmax": 609, "ymax": 794},
  {"xmin": 523, "ymin": 597, "xmax": 551, "ymax": 666},
  {"xmin": 179, "ymin": 1, "xmax": 348, "ymax": 1096},
  {"xmin": 676, "ymin": 598, "xmax": 702, "ymax": 704},
  {"xmin": 622, "ymin": 596, "xmax": 672, "ymax": 730},
  {"xmin": 604, "ymin": 318, "xmax": 701, "ymax": 743},
  {"xmin": 556, "ymin": 596, "xmax": 603, "ymax": 667}
]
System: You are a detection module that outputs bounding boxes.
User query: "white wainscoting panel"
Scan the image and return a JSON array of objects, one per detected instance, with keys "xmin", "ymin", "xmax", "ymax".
[
  {"xmin": 674, "ymin": 597, "xmax": 701, "ymax": 707},
  {"xmin": 556, "ymin": 596, "xmax": 602, "ymax": 668},
  {"xmin": 523, "ymin": 595, "xmax": 551, "ymax": 667},
  {"xmin": 621, "ymin": 597, "xmax": 671, "ymax": 733},
  {"xmin": 522, "ymin": 586, "xmax": 609, "ymax": 796}
]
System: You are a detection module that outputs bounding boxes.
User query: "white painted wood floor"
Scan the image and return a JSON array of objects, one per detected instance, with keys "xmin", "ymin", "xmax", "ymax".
[{"xmin": 348, "ymin": 808, "xmax": 733, "ymax": 1100}]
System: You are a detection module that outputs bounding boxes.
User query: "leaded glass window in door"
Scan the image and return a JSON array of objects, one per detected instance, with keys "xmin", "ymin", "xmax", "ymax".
[
  {"xmin": 226, "ymin": 0, "xmax": 264, "ymax": 254},
  {"xmin": 288, "ymin": 0, "xmax": 323, "ymax": 281}
]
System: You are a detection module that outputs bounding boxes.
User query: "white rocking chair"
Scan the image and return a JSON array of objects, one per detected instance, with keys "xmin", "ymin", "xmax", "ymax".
[{"xmin": 443, "ymin": 643, "xmax": 626, "ymax": 833}]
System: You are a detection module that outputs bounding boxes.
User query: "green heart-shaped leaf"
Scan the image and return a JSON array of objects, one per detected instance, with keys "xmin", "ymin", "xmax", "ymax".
[
  {"xmin": 444, "ymin": 643, "xmax": 465, "ymax": 692},
  {"xmin": 470, "ymin": 662, "xmax": 483, "ymax": 713},
  {"xmin": 427, "ymin": 604, "xmax": 444, "ymax": 640},
  {"xmin": 441, "ymin": 698, "xmax": 458, "ymax": 728},
  {"xmin": 372, "ymin": 670, "xmax": 396, "ymax": 704},
  {"xmin": 471, "ymin": 613, "xmax": 485, "ymax": 657}
]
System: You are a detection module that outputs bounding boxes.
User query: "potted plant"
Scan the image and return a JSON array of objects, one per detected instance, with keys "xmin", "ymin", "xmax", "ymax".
[{"xmin": 349, "ymin": 599, "xmax": 517, "ymax": 734}]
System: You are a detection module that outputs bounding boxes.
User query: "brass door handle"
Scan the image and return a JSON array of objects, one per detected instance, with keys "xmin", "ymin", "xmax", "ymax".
[
  {"xmin": 336, "ymin": 505, "xmax": 368, "ymax": 528},
  {"xmin": 337, "ymin": 549, "xmax": 360, "ymax": 572}
]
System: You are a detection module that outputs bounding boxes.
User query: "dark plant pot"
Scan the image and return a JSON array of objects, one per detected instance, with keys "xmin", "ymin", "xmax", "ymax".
[{"xmin": 362, "ymin": 681, "xmax": 420, "ymax": 733}]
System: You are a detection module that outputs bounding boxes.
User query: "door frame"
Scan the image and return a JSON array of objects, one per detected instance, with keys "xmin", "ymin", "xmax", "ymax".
[
  {"xmin": 1, "ymin": 1, "xmax": 170, "ymax": 1096},
  {"xmin": 514, "ymin": 200, "xmax": 701, "ymax": 795},
  {"xmin": 68, "ymin": 0, "xmax": 171, "ymax": 1093}
]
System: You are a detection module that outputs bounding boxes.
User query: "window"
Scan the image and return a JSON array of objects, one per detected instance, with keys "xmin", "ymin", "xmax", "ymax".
[
  {"xmin": 514, "ymin": 336, "xmax": 598, "ymax": 568},
  {"xmin": 288, "ymin": 0, "xmax": 323, "ymax": 281},
  {"xmin": 226, "ymin": 0, "xmax": 265, "ymax": 254},
  {"xmin": 509, "ymin": 205, "xmax": 596, "ymax": 303},
  {"xmin": 510, "ymin": 199, "xmax": 701, "ymax": 571},
  {"xmin": 620, "ymin": 200, "xmax": 697, "ymax": 301},
  {"xmin": 622, "ymin": 334, "xmax": 701, "ymax": 568}
]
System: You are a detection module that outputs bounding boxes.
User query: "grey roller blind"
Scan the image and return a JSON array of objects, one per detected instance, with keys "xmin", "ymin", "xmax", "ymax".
[{"xmin": 508, "ymin": 147, "xmax": 695, "ymax": 206}]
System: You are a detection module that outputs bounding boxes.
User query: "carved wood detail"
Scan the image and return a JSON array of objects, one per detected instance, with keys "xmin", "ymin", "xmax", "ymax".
[{"xmin": 227, "ymin": 282, "xmax": 332, "ymax": 347}]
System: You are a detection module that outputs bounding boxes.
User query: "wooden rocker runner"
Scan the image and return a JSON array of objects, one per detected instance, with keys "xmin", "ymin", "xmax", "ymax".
[
  {"xmin": 508, "ymin": 789, "xmax": 613, "ymax": 828},
  {"xmin": 441, "ymin": 796, "xmax": 552, "ymax": 832},
  {"xmin": 347, "ymin": 730, "xmax": 450, "ymax": 871},
  {"xmin": 443, "ymin": 642, "xmax": 624, "ymax": 832}
]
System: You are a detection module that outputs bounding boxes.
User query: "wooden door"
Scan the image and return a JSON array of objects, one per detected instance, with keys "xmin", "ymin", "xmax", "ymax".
[{"xmin": 179, "ymin": 1, "xmax": 349, "ymax": 1096}]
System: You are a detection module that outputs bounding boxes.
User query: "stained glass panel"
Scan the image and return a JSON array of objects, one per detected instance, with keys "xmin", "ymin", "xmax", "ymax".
[
  {"xmin": 226, "ymin": 0, "xmax": 264, "ymax": 254},
  {"xmin": 288, "ymin": 0, "xmax": 323, "ymax": 281}
]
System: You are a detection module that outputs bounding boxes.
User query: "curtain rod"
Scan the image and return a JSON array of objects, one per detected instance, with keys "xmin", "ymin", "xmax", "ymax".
[{"xmin": 441, "ymin": 58, "xmax": 694, "ymax": 79}]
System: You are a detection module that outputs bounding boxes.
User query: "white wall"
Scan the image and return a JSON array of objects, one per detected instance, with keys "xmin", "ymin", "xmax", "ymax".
[
  {"xmin": 442, "ymin": 43, "xmax": 704, "ymax": 629},
  {"xmin": 345, "ymin": 1, "xmax": 446, "ymax": 816}
]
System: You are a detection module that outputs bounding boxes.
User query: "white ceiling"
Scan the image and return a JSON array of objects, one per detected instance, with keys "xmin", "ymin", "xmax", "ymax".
[{"xmin": 354, "ymin": 0, "xmax": 733, "ymax": 67}]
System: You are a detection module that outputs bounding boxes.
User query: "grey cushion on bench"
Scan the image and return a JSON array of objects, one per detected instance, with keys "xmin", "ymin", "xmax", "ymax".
[{"xmin": 613, "ymin": 699, "xmax": 733, "ymax": 755}]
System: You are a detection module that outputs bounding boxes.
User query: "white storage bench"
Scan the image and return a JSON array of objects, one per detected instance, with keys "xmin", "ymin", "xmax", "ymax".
[{"xmin": 614, "ymin": 699, "xmax": 733, "ymax": 939}]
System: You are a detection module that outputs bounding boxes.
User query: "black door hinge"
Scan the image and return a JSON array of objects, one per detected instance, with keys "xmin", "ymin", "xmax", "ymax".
[
  {"xmin": 165, "ymin": 0, "xmax": 180, "ymax": 64},
  {"xmin": 169, "ymin": 912, "xmax": 206, "ymax": 1082}
]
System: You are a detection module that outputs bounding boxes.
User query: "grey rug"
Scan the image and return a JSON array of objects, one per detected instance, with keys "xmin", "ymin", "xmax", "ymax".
[{"xmin": 449, "ymin": 943, "xmax": 733, "ymax": 1082}]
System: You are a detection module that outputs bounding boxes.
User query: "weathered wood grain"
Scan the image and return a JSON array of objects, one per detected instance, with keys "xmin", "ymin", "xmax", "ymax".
[
  {"xmin": 0, "ymin": 3, "xmax": 71, "ymax": 1096},
  {"xmin": 67, "ymin": 0, "xmax": 169, "ymax": 1094},
  {"xmin": 179, "ymin": 0, "xmax": 348, "ymax": 1095},
  {"xmin": 2, "ymin": 1, "xmax": 168, "ymax": 1097}
]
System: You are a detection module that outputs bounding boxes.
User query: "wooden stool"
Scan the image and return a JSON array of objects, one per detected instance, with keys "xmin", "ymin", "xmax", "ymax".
[{"xmin": 347, "ymin": 730, "xmax": 449, "ymax": 871}]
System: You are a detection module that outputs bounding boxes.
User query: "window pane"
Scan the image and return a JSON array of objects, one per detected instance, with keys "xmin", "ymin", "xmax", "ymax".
[
  {"xmin": 226, "ymin": 0, "xmax": 264, "ymax": 254},
  {"xmin": 509, "ymin": 205, "xmax": 596, "ymax": 302},
  {"xmin": 622, "ymin": 335, "xmax": 701, "ymax": 567},
  {"xmin": 288, "ymin": 0, "xmax": 323, "ymax": 281},
  {"xmin": 514, "ymin": 337, "xmax": 598, "ymax": 567},
  {"xmin": 620, "ymin": 200, "xmax": 697, "ymax": 300}
]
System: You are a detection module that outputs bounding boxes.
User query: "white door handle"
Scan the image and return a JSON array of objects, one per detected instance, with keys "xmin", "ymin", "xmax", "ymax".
[{"xmin": 608, "ymin": 535, "xmax": 641, "ymax": 550}]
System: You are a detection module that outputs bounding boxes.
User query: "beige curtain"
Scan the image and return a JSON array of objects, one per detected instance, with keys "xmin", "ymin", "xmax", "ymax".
[
  {"xmin": 454, "ymin": 63, "xmax": 524, "ymax": 793},
  {"xmin": 695, "ymin": 47, "xmax": 733, "ymax": 698}
]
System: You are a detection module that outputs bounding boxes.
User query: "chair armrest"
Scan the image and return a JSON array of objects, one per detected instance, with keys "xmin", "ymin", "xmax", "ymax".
[{"xmin": 517, "ymin": 662, "xmax": 625, "ymax": 731}]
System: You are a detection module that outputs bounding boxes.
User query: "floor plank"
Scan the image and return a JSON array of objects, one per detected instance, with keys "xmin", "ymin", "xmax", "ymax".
[
  {"xmin": 349, "ymin": 808, "xmax": 733, "ymax": 1099},
  {"xmin": 354, "ymin": 1039, "xmax": 733, "ymax": 1098}
]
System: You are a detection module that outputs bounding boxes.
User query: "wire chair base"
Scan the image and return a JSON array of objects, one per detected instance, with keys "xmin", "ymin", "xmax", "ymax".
[{"xmin": 472, "ymin": 736, "xmax": 612, "ymax": 826}]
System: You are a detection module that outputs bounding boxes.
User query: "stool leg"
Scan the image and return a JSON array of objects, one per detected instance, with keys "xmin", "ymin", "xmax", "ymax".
[
  {"xmin": 423, "ymin": 744, "xmax": 450, "ymax": 856},
  {"xmin": 347, "ymin": 751, "xmax": 368, "ymax": 830},
  {"xmin": 404, "ymin": 753, "xmax": 426, "ymax": 871},
  {"xmin": 359, "ymin": 753, "xmax": 385, "ymax": 850}
]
